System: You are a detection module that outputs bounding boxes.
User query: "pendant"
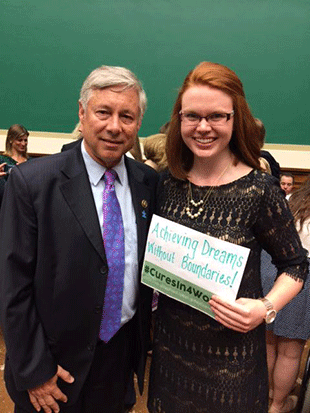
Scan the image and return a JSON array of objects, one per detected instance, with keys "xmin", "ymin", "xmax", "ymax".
[
  {"xmin": 186, "ymin": 206, "xmax": 203, "ymax": 219},
  {"xmin": 190, "ymin": 199, "xmax": 204, "ymax": 207}
]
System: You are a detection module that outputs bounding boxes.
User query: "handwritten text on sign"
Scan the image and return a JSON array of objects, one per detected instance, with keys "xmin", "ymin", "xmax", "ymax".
[{"xmin": 142, "ymin": 215, "xmax": 250, "ymax": 318}]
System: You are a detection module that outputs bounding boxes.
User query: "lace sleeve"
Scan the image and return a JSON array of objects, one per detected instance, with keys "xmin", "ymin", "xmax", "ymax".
[{"xmin": 253, "ymin": 175, "xmax": 308, "ymax": 282}]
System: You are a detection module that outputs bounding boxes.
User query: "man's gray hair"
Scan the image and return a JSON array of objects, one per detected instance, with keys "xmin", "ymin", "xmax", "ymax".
[{"xmin": 79, "ymin": 66, "xmax": 147, "ymax": 117}]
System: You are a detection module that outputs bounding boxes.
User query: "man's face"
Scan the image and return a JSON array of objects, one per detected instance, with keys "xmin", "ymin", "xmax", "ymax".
[
  {"xmin": 280, "ymin": 176, "xmax": 294, "ymax": 195},
  {"xmin": 79, "ymin": 86, "xmax": 141, "ymax": 168}
]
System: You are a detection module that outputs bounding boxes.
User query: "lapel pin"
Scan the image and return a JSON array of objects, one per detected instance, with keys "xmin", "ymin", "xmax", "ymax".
[
  {"xmin": 141, "ymin": 199, "xmax": 148, "ymax": 208},
  {"xmin": 142, "ymin": 211, "xmax": 147, "ymax": 219}
]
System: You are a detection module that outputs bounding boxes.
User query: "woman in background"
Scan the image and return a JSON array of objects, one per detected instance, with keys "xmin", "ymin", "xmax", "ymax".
[
  {"xmin": 0, "ymin": 124, "xmax": 30, "ymax": 206},
  {"xmin": 128, "ymin": 134, "xmax": 144, "ymax": 163},
  {"xmin": 255, "ymin": 118, "xmax": 280, "ymax": 180},
  {"xmin": 262, "ymin": 176, "xmax": 310, "ymax": 413},
  {"xmin": 0, "ymin": 124, "xmax": 29, "ymax": 166},
  {"xmin": 147, "ymin": 61, "xmax": 308, "ymax": 413},
  {"xmin": 143, "ymin": 133, "xmax": 167, "ymax": 172}
]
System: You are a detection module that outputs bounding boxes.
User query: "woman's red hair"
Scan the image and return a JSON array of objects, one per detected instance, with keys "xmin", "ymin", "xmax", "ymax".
[{"xmin": 166, "ymin": 62, "xmax": 261, "ymax": 180}]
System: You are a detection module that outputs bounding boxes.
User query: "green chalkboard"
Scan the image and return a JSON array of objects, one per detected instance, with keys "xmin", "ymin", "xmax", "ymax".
[{"xmin": 1, "ymin": 0, "xmax": 309, "ymax": 144}]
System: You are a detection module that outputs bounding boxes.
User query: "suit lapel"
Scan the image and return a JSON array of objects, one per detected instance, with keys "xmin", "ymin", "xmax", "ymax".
[
  {"xmin": 58, "ymin": 150, "xmax": 153, "ymax": 265},
  {"xmin": 59, "ymin": 147, "xmax": 106, "ymax": 263},
  {"xmin": 125, "ymin": 157, "xmax": 153, "ymax": 264}
]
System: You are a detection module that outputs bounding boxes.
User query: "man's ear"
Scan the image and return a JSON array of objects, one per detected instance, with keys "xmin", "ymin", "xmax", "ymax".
[
  {"xmin": 78, "ymin": 102, "xmax": 85, "ymax": 135},
  {"xmin": 137, "ymin": 115, "xmax": 143, "ymax": 131},
  {"xmin": 78, "ymin": 101, "xmax": 85, "ymax": 122}
]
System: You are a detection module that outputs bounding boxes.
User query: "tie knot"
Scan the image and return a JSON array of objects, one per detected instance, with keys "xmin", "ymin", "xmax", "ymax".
[{"xmin": 104, "ymin": 169, "xmax": 117, "ymax": 186}]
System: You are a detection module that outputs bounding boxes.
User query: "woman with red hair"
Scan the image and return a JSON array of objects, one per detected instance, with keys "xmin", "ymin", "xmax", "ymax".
[{"xmin": 147, "ymin": 62, "xmax": 308, "ymax": 413}]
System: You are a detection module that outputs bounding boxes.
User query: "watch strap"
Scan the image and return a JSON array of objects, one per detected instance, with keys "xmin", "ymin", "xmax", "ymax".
[{"xmin": 259, "ymin": 297, "xmax": 273, "ymax": 311}]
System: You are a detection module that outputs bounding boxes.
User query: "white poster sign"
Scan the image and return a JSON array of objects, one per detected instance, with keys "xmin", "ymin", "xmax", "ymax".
[{"xmin": 142, "ymin": 215, "xmax": 250, "ymax": 318}]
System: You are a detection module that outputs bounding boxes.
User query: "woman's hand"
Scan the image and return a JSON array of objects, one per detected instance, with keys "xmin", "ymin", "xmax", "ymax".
[
  {"xmin": 0, "ymin": 163, "xmax": 7, "ymax": 178},
  {"xmin": 209, "ymin": 296, "xmax": 266, "ymax": 333}
]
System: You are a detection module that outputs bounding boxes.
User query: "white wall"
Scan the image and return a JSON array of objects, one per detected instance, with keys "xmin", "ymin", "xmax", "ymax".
[{"xmin": 1, "ymin": 129, "xmax": 309, "ymax": 171}]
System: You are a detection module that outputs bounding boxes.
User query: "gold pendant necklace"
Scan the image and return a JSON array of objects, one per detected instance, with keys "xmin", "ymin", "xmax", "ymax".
[{"xmin": 186, "ymin": 162, "xmax": 232, "ymax": 219}]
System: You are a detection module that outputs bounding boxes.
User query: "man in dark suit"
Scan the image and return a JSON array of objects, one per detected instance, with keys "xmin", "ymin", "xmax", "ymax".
[{"xmin": 0, "ymin": 66, "xmax": 158, "ymax": 413}]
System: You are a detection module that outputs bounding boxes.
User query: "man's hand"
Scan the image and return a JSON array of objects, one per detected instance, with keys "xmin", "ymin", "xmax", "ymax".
[
  {"xmin": 28, "ymin": 365, "xmax": 74, "ymax": 413},
  {"xmin": 209, "ymin": 296, "xmax": 266, "ymax": 333}
]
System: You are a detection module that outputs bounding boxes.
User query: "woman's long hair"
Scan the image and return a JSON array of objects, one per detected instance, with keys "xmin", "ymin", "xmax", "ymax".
[
  {"xmin": 289, "ymin": 175, "xmax": 310, "ymax": 230},
  {"xmin": 143, "ymin": 133, "xmax": 167, "ymax": 172}
]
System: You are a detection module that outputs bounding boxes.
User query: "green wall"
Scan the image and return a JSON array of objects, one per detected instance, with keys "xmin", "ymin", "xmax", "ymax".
[{"xmin": 1, "ymin": 0, "xmax": 309, "ymax": 144}]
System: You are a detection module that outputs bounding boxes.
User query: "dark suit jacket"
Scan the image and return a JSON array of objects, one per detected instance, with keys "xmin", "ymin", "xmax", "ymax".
[
  {"xmin": 61, "ymin": 138, "xmax": 82, "ymax": 152},
  {"xmin": 0, "ymin": 144, "xmax": 158, "ymax": 409},
  {"xmin": 260, "ymin": 150, "xmax": 280, "ymax": 180}
]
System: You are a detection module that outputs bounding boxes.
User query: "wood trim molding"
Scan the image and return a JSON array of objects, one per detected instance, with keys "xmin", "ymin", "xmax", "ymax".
[{"xmin": 1, "ymin": 129, "xmax": 309, "ymax": 170}]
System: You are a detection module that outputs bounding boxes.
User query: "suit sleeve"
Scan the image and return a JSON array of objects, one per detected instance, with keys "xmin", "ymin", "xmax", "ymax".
[{"xmin": 0, "ymin": 167, "xmax": 57, "ymax": 391}]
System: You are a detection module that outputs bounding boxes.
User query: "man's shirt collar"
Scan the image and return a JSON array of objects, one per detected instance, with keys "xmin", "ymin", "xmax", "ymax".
[{"xmin": 81, "ymin": 139, "xmax": 126, "ymax": 186}]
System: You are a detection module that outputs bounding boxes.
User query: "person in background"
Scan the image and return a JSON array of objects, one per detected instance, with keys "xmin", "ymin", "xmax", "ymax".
[
  {"xmin": 127, "ymin": 134, "xmax": 143, "ymax": 163},
  {"xmin": 262, "ymin": 177, "xmax": 310, "ymax": 413},
  {"xmin": 0, "ymin": 124, "xmax": 30, "ymax": 207},
  {"xmin": 255, "ymin": 118, "xmax": 280, "ymax": 180},
  {"xmin": 143, "ymin": 133, "xmax": 167, "ymax": 172},
  {"xmin": 60, "ymin": 123, "xmax": 83, "ymax": 152},
  {"xmin": 158, "ymin": 121, "xmax": 170, "ymax": 134},
  {"xmin": 147, "ymin": 61, "xmax": 308, "ymax": 413},
  {"xmin": 280, "ymin": 173, "xmax": 294, "ymax": 199},
  {"xmin": 0, "ymin": 65, "xmax": 158, "ymax": 413},
  {"xmin": 0, "ymin": 124, "xmax": 29, "ymax": 165},
  {"xmin": 262, "ymin": 175, "xmax": 310, "ymax": 413},
  {"xmin": 258, "ymin": 125, "xmax": 306, "ymax": 413},
  {"xmin": 0, "ymin": 164, "xmax": 6, "ymax": 207},
  {"xmin": 260, "ymin": 157, "xmax": 272, "ymax": 175},
  {"xmin": 0, "ymin": 165, "xmax": 6, "ymax": 177}
]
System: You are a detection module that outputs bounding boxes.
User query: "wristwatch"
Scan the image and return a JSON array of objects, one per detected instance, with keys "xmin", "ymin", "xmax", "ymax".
[{"xmin": 259, "ymin": 298, "xmax": 277, "ymax": 324}]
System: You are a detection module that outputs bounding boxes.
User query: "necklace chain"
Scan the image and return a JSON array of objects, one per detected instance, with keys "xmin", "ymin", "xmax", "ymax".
[{"xmin": 186, "ymin": 162, "xmax": 231, "ymax": 219}]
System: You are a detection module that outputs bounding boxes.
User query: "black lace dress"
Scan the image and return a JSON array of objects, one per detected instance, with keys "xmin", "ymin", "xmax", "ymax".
[{"xmin": 147, "ymin": 170, "xmax": 308, "ymax": 413}]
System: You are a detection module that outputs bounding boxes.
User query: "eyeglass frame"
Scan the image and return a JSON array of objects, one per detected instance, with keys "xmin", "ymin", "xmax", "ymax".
[{"xmin": 179, "ymin": 110, "xmax": 235, "ymax": 126}]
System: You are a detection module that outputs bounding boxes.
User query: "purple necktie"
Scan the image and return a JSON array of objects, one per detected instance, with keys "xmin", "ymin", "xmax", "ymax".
[{"xmin": 99, "ymin": 169, "xmax": 125, "ymax": 342}]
